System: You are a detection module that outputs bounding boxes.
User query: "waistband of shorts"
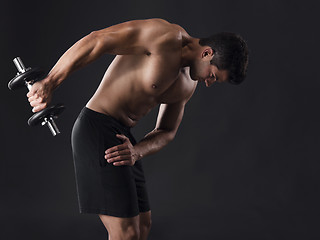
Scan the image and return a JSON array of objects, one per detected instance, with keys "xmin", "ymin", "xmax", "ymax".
[{"xmin": 80, "ymin": 107, "xmax": 131, "ymax": 132}]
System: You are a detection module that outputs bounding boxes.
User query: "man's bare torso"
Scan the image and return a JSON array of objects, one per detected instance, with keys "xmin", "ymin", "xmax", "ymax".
[{"xmin": 86, "ymin": 19, "xmax": 197, "ymax": 127}]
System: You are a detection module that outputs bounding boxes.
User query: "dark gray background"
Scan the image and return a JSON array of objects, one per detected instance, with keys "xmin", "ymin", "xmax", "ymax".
[{"xmin": 1, "ymin": 0, "xmax": 319, "ymax": 239}]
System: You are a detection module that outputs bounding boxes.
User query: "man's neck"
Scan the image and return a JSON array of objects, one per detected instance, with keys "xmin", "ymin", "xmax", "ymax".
[{"xmin": 181, "ymin": 37, "xmax": 201, "ymax": 68}]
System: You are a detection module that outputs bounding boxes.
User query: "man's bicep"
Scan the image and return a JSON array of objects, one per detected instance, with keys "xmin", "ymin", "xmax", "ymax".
[{"xmin": 155, "ymin": 102, "xmax": 186, "ymax": 135}]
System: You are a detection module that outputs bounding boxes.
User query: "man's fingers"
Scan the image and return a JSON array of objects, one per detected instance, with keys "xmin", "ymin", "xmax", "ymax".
[
  {"xmin": 32, "ymin": 103, "xmax": 47, "ymax": 113},
  {"xmin": 104, "ymin": 134, "xmax": 130, "ymax": 154},
  {"xmin": 106, "ymin": 155, "xmax": 131, "ymax": 163},
  {"xmin": 29, "ymin": 97, "xmax": 42, "ymax": 106},
  {"xmin": 27, "ymin": 93, "xmax": 39, "ymax": 101},
  {"xmin": 116, "ymin": 134, "xmax": 129, "ymax": 142},
  {"xmin": 27, "ymin": 91, "xmax": 33, "ymax": 98},
  {"xmin": 105, "ymin": 149, "xmax": 130, "ymax": 159},
  {"xmin": 105, "ymin": 143, "xmax": 128, "ymax": 154},
  {"xmin": 30, "ymin": 100, "xmax": 46, "ymax": 107},
  {"xmin": 26, "ymin": 87, "xmax": 37, "ymax": 97},
  {"xmin": 29, "ymin": 95, "xmax": 44, "ymax": 103},
  {"xmin": 112, "ymin": 160, "xmax": 133, "ymax": 166}
]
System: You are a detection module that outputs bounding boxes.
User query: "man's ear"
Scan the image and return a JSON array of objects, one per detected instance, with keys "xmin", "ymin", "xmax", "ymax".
[{"xmin": 201, "ymin": 48, "xmax": 214, "ymax": 60}]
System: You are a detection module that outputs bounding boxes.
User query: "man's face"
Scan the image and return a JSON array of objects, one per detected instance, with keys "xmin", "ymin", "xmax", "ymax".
[
  {"xmin": 199, "ymin": 64, "xmax": 229, "ymax": 87},
  {"xmin": 189, "ymin": 48, "xmax": 229, "ymax": 87},
  {"xmin": 190, "ymin": 61, "xmax": 229, "ymax": 87}
]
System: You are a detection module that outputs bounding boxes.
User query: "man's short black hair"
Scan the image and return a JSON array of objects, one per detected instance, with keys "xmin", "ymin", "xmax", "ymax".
[{"xmin": 199, "ymin": 32, "xmax": 249, "ymax": 85}]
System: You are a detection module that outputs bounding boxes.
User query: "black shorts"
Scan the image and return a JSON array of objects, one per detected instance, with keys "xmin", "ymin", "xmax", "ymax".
[{"xmin": 71, "ymin": 107, "xmax": 150, "ymax": 217}]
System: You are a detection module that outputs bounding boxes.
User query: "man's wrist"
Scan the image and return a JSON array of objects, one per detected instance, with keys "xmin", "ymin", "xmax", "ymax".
[
  {"xmin": 133, "ymin": 146, "xmax": 143, "ymax": 161},
  {"xmin": 46, "ymin": 68, "xmax": 68, "ymax": 90}
]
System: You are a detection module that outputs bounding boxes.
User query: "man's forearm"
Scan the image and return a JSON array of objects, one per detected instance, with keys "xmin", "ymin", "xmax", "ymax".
[
  {"xmin": 46, "ymin": 32, "xmax": 103, "ymax": 89},
  {"xmin": 134, "ymin": 128, "xmax": 175, "ymax": 161}
]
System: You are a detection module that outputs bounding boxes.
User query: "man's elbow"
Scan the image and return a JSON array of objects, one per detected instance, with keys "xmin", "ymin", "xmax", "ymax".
[
  {"xmin": 84, "ymin": 30, "xmax": 112, "ymax": 56},
  {"xmin": 166, "ymin": 131, "xmax": 176, "ymax": 143},
  {"xmin": 88, "ymin": 31, "xmax": 106, "ymax": 45}
]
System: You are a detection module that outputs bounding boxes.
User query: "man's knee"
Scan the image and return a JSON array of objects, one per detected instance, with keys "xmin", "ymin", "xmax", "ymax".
[
  {"xmin": 124, "ymin": 225, "xmax": 140, "ymax": 240},
  {"xmin": 99, "ymin": 214, "xmax": 140, "ymax": 240},
  {"xmin": 140, "ymin": 217, "xmax": 152, "ymax": 233},
  {"xmin": 139, "ymin": 211, "xmax": 152, "ymax": 235}
]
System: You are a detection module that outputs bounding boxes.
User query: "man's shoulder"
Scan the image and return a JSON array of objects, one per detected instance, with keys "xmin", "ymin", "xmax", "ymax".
[
  {"xmin": 152, "ymin": 19, "xmax": 188, "ymax": 34},
  {"xmin": 136, "ymin": 19, "xmax": 189, "ymax": 51},
  {"xmin": 139, "ymin": 18, "xmax": 178, "ymax": 27},
  {"xmin": 134, "ymin": 18, "xmax": 188, "ymax": 38}
]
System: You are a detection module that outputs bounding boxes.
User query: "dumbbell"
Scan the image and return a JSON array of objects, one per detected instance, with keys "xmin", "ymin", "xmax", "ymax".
[{"xmin": 8, "ymin": 57, "xmax": 65, "ymax": 136}]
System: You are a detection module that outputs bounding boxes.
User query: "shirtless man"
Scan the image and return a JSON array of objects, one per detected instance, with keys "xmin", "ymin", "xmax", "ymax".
[{"xmin": 27, "ymin": 18, "xmax": 248, "ymax": 240}]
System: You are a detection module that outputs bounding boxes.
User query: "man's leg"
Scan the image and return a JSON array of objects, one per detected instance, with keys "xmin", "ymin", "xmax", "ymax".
[
  {"xmin": 139, "ymin": 211, "xmax": 152, "ymax": 240},
  {"xmin": 99, "ymin": 214, "xmax": 140, "ymax": 240},
  {"xmin": 99, "ymin": 211, "xmax": 152, "ymax": 240}
]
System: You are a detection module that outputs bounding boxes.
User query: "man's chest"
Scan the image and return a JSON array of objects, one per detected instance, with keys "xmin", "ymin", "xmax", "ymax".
[
  {"xmin": 157, "ymin": 68, "xmax": 195, "ymax": 104},
  {"xmin": 107, "ymin": 54, "xmax": 195, "ymax": 103},
  {"xmin": 140, "ymin": 64, "xmax": 195, "ymax": 105},
  {"xmin": 140, "ymin": 54, "xmax": 196, "ymax": 101}
]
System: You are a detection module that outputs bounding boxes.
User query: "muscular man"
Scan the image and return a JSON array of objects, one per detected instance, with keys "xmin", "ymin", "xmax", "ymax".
[{"xmin": 27, "ymin": 18, "xmax": 249, "ymax": 240}]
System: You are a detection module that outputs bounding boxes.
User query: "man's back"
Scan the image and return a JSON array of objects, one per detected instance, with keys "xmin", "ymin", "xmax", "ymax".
[{"xmin": 86, "ymin": 18, "xmax": 197, "ymax": 127}]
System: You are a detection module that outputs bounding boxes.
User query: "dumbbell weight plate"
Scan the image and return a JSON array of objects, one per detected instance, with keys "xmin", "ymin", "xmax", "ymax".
[
  {"xmin": 28, "ymin": 104, "xmax": 65, "ymax": 126},
  {"xmin": 8, "ymin": 67, "xmax": 46, "ymax": 90}
]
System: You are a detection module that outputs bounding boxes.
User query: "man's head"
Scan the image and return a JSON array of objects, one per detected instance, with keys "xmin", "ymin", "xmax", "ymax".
[{"xmin": 189, "ymin": 32, "xmax": 249, "ymax": 86}]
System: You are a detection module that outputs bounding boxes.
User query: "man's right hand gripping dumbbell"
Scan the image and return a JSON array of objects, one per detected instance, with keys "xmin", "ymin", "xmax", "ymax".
[
  {"xmin": 8, "ymin": 57, "xmax": 65, "ymax": 136},
  {"xmin": 27, "ymin": 74, "xmax": 55, "ymax": 113}
]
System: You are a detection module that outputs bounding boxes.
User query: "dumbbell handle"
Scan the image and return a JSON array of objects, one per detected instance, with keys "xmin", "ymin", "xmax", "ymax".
[
  {"xmin": 13, "ymin": 57, "xmax": 33, "ymax": 90},
  {"xmin": 42, "ymin": 117, "xmax": 61, "ymax": 136},
  {"xmin": 13, "ymin": 57, "xmax": 27, "ymax": 73},
  {"xmin": 13, "ymin": 57, "xmax": 61, "ymax": 136}
]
